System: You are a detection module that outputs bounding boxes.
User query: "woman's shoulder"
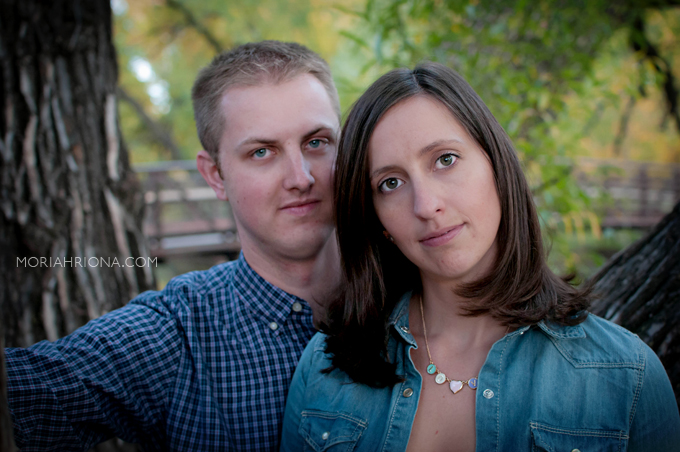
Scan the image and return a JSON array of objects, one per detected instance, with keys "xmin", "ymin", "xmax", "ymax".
[
  {"xmin": 306, "ymin": 331, "xmax": 328, "ymax": 349},
  {"xmin": 534, "ymin": 312, "xmax": 655, "ymax": 370},
  {"xmin": 580, "ymin": 313, "xmax": 644, "ymax": 355},
  {"xmin": 296, "ymin": 332, "xmax": 332, "ymax": 373}
]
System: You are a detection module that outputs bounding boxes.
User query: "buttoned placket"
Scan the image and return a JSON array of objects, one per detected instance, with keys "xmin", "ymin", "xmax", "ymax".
[
  {"xmin": 261, "ymin": 297, "xmax": 311, "ymax": 338},
  {"xmin": 474, "ymin": 325, "xmax": 530, "ymax": 451},
  {"xmin": 380, "ymin": 308, "xmax": 423, "ymax": 452}
]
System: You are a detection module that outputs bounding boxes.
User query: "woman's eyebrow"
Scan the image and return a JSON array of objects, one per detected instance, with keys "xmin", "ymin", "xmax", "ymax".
[
  {"xmin": 418, "ymin": 138, "xmax": 465, "ymax": 157},
  {"xmin": 370, "ymin": 138, "xmax": 466, "ymax": 179},
  {"xmin": 370, "ymin": 165, "xmax": 400, "ymax": 181}
]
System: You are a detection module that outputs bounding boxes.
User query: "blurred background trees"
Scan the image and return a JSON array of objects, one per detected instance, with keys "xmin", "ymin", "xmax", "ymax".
[{"xmin": 111, "ymin": 0, "xmax": 680, "ymax": 285}]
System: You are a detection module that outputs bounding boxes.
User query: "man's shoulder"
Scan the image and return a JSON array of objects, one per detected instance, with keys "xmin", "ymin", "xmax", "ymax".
[
  {"xmin": 165, "ymin": 260, "xmax": 238, "ymax": 295},
  {"xmin": 130, "ymin": 260, "xmax": 239, "ymax": 314}
]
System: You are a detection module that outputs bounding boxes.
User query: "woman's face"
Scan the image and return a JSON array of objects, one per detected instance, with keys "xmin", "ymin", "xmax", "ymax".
[{"xmin": 368, "ymin": 95, "xmax": 502, "ymax": 286}]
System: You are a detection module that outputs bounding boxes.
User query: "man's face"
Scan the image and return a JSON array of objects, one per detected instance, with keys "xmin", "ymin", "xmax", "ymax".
[{"xmin": 199, "ymin": 74, "xmax": 339, "ymax": 263}]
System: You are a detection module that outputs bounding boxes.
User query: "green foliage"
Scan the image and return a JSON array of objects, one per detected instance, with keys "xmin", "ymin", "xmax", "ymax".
[
  {"xmin": 330, "ymin": 0, "xmax": 680, "ymax": 278},
  {"xmin": 112, "ymin": 0, "xmax": 679, "ymax": 278},
  {"xmin": 113, "ymin": 0, "xmax": 355, "ymax": 162}
]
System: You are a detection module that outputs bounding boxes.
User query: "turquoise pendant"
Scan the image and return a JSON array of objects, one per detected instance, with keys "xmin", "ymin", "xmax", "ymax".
[
  {"xmin": 468, "ymin": 377, "xmax": 478, "ymax": 390},
  {"xmin": 426, "ymin": 364, "xmax": 437, "ymax": 374}
]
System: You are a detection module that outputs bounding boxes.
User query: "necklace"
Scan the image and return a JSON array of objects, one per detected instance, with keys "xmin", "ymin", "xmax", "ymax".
[{"xmin": 418, "ymin": 295, "xmax": 509, "ymax": 394}]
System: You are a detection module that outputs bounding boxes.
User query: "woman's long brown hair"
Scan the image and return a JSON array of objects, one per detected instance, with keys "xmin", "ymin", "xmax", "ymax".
[{"xmin": 322, "ymin": 62, "xmax": 590, "ymax": 388}]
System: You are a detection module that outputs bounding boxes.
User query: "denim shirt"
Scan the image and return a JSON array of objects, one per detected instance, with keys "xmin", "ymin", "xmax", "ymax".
[{"xmin": 281, "ymin": 292, "xmax": 680, "ymax": 451}]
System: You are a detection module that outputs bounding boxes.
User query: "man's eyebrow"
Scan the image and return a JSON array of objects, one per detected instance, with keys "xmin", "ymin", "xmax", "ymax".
[
  {"xmin": 236, "ymin": 137, "xmax": 278, "ymax": 149},
  {"xmin": 370, "ymin": 139, "xmax": 465, "ymax": 180},
  {"xmin": 235, "ymin": 124, "xmax": 337, "ymax": 149},
  {"xmin": 302, "ymin": 125, "xmax": 338, "ymax": 140}
]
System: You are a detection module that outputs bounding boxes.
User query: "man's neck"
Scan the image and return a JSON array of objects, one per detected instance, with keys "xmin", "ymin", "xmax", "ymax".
[{"xmin": 241, "ymin": 237, "xmax": 340, "ymax": 322}]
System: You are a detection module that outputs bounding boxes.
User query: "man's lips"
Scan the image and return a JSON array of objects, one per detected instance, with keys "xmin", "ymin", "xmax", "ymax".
[
  {"xmin": 419, "ymin": 224, "xmax": 464, "ymax": 247},
  {"xmin": 280, "ymin": 199, "xmax": 321, "ymax": 215}
]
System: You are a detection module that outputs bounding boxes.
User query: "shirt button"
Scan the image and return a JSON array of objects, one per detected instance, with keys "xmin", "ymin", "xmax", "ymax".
[
  {"xmin": 321, "ymin": 431, "xmax": 330, "ymax": 440},
  {"xmin": 403, "ymin": 388, "xmax": 414, "ymax": 397},
  {"xmin": 571, "ymin": 449, "xmax": 581, "ymax": 452},
  {"xmin": 400, "ymin": 326, "xmax": 410, "ymax": 334},
  {"xmin": 483, "ymin": 389, "xmax": 494, "ymax": 399},
  {"xmin": 292, "ymin": 302, "xmax": 302, "ymax": 312},
  {"xmin": 269, "ymin": 322, "xmax": 278, "ymax": 331}
]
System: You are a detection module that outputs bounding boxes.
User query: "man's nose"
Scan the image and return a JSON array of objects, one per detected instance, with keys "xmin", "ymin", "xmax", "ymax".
[{"xmin": 282, "ymin": 150, "xmax": 315, "ymax": 192}]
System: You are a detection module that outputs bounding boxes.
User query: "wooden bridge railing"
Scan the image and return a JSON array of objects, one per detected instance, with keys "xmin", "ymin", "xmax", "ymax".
[
  {"xmin": 575, "ymin": 157, "xmax": 680, "ymax": 229},
  {"xmin": 134, "ymin": 160, "xmax": 240, "ymax": 258},
  {"xmin": 133, "ymin": 158, "xmax": 680, "ymax": 257}
]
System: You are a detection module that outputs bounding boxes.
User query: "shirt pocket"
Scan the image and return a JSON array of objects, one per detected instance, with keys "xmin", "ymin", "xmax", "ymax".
[
  {"xmin": 530, "ymin": 422, "xmax": 628, "ymax": 452},
  {"xmin": 299, "ymin": 409, "xmax": 368, "ymax": 452}
]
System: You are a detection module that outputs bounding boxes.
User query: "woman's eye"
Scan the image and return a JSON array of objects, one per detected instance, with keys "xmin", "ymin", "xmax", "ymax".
[
  {"xmin": 435, "ymin": 153, "xmax": 457, "ymax": 169},
  {"xmin": 252, "ymin": 148, "xmax": 270, "ymax": 158},
  {"xmin": 379, "ymin": 178, "xmax": 404, "ymax": 193}
]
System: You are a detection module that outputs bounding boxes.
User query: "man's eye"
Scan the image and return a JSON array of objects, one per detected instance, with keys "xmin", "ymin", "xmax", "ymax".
[
  {"xmin": 379, "ymin": 178, "xmax": 403, "ymax": 193},
  {"xmin": 253, "ymin": 148, "xmax": 270, "ymax": 158},
  {"xmin": 435, "ymin": 153, "xmax": 458, "ymax": 169},
  {"xmin": 308, "ymin": 139, "xmax": 324, "ymax": 149}
]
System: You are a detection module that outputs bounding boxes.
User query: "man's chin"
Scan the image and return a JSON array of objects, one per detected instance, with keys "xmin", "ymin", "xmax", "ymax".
[{"xmin": 277, "ymin": 231, "xmax": 335, "ymax": 259}]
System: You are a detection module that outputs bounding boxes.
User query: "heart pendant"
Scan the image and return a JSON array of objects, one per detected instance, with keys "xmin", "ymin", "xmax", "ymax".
[{"xmin": 449, "ymin": 380, "xmax": 464, "ymax": 394}]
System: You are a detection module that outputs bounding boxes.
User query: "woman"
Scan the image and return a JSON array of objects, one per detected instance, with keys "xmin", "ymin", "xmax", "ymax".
[{"xmin": 280, "ymin": 62, "xmax": 680, "ymax": 451}]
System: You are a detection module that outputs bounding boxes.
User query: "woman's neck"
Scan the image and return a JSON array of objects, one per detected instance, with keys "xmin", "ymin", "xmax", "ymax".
[{"xmin": 411, "ymin": 279, "xmax": 508, "ymax": 349}]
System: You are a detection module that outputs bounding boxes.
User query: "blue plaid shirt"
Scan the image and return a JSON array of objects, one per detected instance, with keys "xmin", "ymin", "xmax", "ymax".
[{"xmin": 6, "ymin": 253, "xmax": 317, "ymax": 451}]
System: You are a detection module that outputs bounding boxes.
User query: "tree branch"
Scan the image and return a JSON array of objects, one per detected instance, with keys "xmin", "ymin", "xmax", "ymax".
[
  {"xmin": 590, "ymin": 200, "xmax": 680, "ymax": 408},
  {"xmin": 531, "ymin": 165, "xmax": 573, "ymax": 195},
  {"xmin": 117, "ymin": 87, "xmax": 184, "ymax": 160},
  {"xmin": 630, "ymin": 15, "xmax": 680, "ymax": 133},
  {"xmin": 165, "ymin": 0, "xmax": 224, "ymax": 54},
  {"xmin": 612, "ymin": 95, "xmax": 636, "ymax": 156}
]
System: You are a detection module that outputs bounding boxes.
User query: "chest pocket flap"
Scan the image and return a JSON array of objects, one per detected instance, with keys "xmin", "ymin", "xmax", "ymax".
[
  {"xmin": 530, "ymin": 421, "xmax": 628, "ymax": 452},
  {"xmin": 299, "ymin": 409, "xmax": 368, "ymax": 452}
]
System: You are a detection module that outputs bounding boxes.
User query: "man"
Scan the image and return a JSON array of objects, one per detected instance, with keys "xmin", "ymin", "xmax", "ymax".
[{"xmin": 6, "ymin": 41, "xmax": 341, "ymax": 451}]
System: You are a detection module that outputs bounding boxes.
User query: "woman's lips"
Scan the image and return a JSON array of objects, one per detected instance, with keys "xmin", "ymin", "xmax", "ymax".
[{"xmin": 419, "ymin": 224, "xmax": 464, "ymax": 247}]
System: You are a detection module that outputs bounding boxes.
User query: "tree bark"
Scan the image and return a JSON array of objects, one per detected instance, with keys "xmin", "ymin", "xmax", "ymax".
[
  {"xmin": 1, "ymin": 1, "xmax": 154, "ymax": 449},
  {"xmin": 0, "ymin": 0, "xmax": 155, "ymax": 345},
  {"xmin": 590, "ymin": 200, "xmax": 680, "ymax": 408},
  {"xmin": 1, "ymin": 329, "xmax": 18, "ymax": 452}
]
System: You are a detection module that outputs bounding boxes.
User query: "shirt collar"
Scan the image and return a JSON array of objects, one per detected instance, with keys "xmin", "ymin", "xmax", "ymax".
[
  {"xmin": 388, "ymin": 291, "xmax": 417, "ymax": 346},
  {"xmin": 386, "ymin": 289, "xmax": 585, "ymax": 343},
  {"xmin": 232, "ymin": 252, "xmax": 311, "ymax": 329},
  {"xmin": 537, "ymin": 319, "xmax": 586, "ymax": 339}
]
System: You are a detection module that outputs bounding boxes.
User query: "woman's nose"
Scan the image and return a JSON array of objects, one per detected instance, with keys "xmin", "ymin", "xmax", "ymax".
[{"xmin": 412, "ymin": 179, "xmax": 443, "ymax": 220}]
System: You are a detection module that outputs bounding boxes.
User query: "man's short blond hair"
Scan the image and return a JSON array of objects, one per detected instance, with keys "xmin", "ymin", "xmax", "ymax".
[{"xmin": 192, "ymin": 41, "xmax": 340, "ymax": 162}]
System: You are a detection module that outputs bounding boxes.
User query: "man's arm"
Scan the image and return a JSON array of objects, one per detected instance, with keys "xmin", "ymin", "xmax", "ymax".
[{"xmin": 6, "ymin": 291, "xmax": 182, "ymax": 451}]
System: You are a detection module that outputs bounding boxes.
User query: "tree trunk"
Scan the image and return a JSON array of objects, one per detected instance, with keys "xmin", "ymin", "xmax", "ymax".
[
  {"xmin": 0, "ymin": 0, "xmax": 154, "ymax": 449},
  {"xmin": 590, "ymin": 200, "xmax": 680, "ymax": 408},
  {"xmin": 1, "ymin": 329, "xmax": 18, "ymax": 452}
]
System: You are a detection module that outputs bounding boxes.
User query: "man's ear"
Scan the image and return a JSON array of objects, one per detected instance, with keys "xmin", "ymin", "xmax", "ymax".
[{"xmin": 197, "ymin": 150, "xmax": 228, "ymax": 201}]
